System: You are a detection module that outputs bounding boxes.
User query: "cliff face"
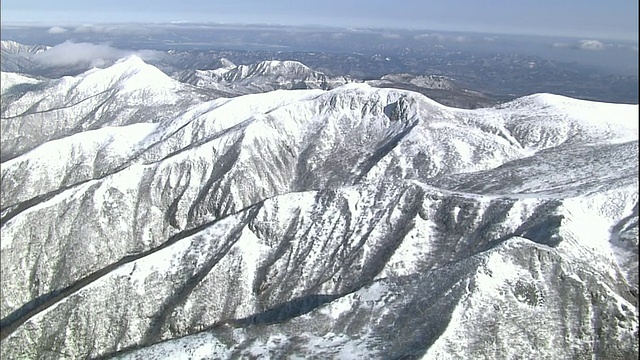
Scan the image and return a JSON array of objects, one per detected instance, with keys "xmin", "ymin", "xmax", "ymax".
[{"xmin": 1, "ymin": 57, "xmax": 637, "ymax": 359}]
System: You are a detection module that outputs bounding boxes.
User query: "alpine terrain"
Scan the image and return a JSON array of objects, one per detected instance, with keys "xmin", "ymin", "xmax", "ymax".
[{"xmin": 0, "ymin": 54, "xmax": 638, "ymax": 359}]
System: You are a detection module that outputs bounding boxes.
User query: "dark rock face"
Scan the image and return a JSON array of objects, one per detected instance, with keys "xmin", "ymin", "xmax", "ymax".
[{"xmin": 1, "ymin": 57, "xmax": 637, "ymax": 359}]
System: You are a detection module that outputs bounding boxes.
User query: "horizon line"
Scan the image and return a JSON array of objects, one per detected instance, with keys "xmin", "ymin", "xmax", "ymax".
[{"xmin": 1, "ymin": 20, "xmax": 638, "ymax": 43}]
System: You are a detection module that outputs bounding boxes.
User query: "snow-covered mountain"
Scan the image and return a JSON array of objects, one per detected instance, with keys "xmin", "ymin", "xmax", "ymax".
[
  {"xmin": 0, "ymin": 40, "xmax": 50, "ymax": 73},
  {"xmin": 0, "ymin": 56, "xmax": 638, "ymax": 359},
  {"xmin": 0, "ymin": 40, "xmax": 50, "ymax": 55},
  {"xmin": 367, "ymin": 73, "xmax": 455, "ymax": 90},
  {"xmin": 178, "ymin": 59, "xmax": 352, "ymax": 95},
  {"xmin": 366, "ymin": 73, "xmax": 506, "ymax": 109}
]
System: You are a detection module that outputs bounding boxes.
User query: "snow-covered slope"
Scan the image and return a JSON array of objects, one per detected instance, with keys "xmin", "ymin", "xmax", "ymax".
[
  {"xmin": 0, "ymin": 40, "xmax": 49, "ymax": 73},
  {"xmin": 178, "ymin": 59, "xmax": 352, "ymax": 95},
  {"xmin": 0, "ymin": 57, "xmax": 637, "ymax": 359},
  {"xmin": 0, "ymin": 40, "xmax": 50, "ymax": 55},
  {"xmin": 0, "ymin": 72, "xmax": 41, "ymax": 96},
  {"xmin": 367, "ymin": 73, "xmax": 455, "ymax": 90},
  {"xmin": 1, "ymin": 55, "xmax": 203, "ymax": 162}
]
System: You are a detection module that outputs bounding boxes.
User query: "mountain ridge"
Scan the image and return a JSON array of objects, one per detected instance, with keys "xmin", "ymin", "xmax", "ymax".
[{"xmin": 0, "ymin": 55, "xmax": 637, "ymax": 359}]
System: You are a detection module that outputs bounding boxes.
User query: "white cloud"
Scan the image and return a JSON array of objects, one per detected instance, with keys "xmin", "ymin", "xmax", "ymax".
[
  {"xmin": 414, "ymin": 33, "xmax": 467, "ymax": 43},
  {"xmin": 579, "ymin": 39, "xmax": 605, "ymax": 51},
  {"xmin": 72, "ymin": 24, "xmax": 156, "ymax": 35},
  {"xmin": 47, "ymin": 26, "xmax": 67, "ymax": 34},
  {"xmin": 30, "ymin": 41, "xmax": 163, "ymax": 67},
  {"xmin": 73, "ymin": 24, "xmax": 105, "ymax": 33}
]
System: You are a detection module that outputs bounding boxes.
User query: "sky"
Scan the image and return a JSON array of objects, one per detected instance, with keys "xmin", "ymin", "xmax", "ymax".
[{"xmin": 1, "ymin": 0, "xmax": 638, "ymax": 41}]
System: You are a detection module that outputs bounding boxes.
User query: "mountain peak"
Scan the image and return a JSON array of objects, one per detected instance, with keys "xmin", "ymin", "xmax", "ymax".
[
  {"xmin": 79, "ymin": 55, "xmax": 178, "ymax": 93},
  {"xmin": 215, "ymin": 57, "xmax": 236, "ymax": 69}
]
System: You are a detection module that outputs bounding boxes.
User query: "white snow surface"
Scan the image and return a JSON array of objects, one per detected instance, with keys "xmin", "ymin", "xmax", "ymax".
[{"xmin": 0, "ymin": 72, "xmax": 41, "ymax": 95}]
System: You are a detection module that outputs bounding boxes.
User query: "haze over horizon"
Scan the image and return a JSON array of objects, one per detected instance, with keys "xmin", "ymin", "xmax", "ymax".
[{"xmin": 1, "ymin": 0, "xmax": 638, "ymax": 42}]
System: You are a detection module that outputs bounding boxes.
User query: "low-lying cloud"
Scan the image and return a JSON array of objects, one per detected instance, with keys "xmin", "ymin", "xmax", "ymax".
[
  {"xmin": 72, "ymin": 24, "xmax": 159, "ymax": 35},
  {"xmin": 47, "ymin": 26, "xmax": 68, "ymax": 34},
  {"xmin": 579, "ymin": 39, "xmax": 605, "ymax": 51},
  {"xmin": 30, "ymin": 41, "xmax": 163, "ymax": 67},
  {"xmin": 550, "ymin": 39, "xmax": 636, "ymax": 52},
  {"xmin": 414, "ymin": 33, "xmax": 468, "ymax": 43}
]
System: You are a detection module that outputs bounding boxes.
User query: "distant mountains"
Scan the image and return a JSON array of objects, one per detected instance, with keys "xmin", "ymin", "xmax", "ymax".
[
  {"xmin": 0, "ymin": 40, "xmax": 49, "ymax": 73},
  {"xmin": 177, "ymin": 59, "xmax": 352, "ymax": 95},
  {"xmin": 4, "ymin": 40, "xmax": 495, "ymax": 108}
]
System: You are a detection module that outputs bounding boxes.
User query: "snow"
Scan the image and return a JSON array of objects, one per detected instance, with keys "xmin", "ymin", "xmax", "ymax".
[
  {"xmin": 1, "ymin": 72, "xmax": 40, "ymax": 95},
  {"xmin": 102, "ymin": 213, "xmax": 247, "ymax": 295},
  {"xmin": 358, "ymin": 281, "xmax": 388, "ymax": 303},
  {"xmin": 117, "ymin": 332, "xmax": 231, "ymax": 360},
  {"xmin": 501, "ymin": 93, "xmax": 638, "ymax": 146},
  {"xmin": 475, "ymin": 247, "xmax": 522, "ymax": 290},
  {"xmin": 377, "ymin": 211, "xmax": 436, "ymax": 278},
  {"xmin": 320, "ymin": 295, "xmax": 354, "ymax": 320},
  {"xmin": 451, "ymin": 138, "xmax": 473, "ymax": 163},
  {"xmin": 302, "ymin": 333, "xmax": 374, "ymax": 359},
  {"xmin": 78, "ymin": 55, "xmax": 178, "ymax": 94},
  {"xmin": 3, "ymin": 123, "xmax": 157, "ymax": 169},
  {"xmin": 231, "ymin": 227, "xmax": 269, "ymax": 314},
  {"xmin": 1, "ymin": 180, "xmax": 99, "ymax": 250},
  {"xmin": 339, "ymin": 186, "xmax": 362, "ymax": 216}
]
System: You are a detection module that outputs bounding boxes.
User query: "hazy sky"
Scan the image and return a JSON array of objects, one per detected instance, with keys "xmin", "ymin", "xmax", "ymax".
[{"xmin": 1, "ymin": 0, "xmax": 638, "ymax": 41}]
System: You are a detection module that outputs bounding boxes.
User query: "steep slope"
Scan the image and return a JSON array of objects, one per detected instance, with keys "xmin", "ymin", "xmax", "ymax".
[
  {"xmin": 0, "ymin": 40, "xmax": 49, "ymax": 73},
  {"xmin": 1, "ymin": 55, "xmax": 204, "ymax": 162},
  {"xmin": 116, "ymin": 237, "xmax": 638, "ymax": 359},
  {"xmin": 0, "ymin": 58, "xmax": 637, "ymax": 359}
]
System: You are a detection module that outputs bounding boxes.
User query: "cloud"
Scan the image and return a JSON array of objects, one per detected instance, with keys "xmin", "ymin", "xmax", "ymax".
[
  {"xmin": 413, "ymin": 33, "xmax": 468, "ymax": 43},
  {"xmin": 47, "ymin": 26, "xmax": 67, "ymax": 34},
  {"xmin": 551, "ymin": 40, "xmax": 622, "ymax": 51},
  {"xmin": 73, "ymin": 24, "xmax": 104, "ymax": 33},
  {"xmin": 579, "ymin": 39, "xmax": 605, "ymax": 51},
  {"xmin": 72, "ymin": 24, "xmax": 156, "ymax": 35},
  {"xmin": 30, "ymin": 41, "xmax": 163, "ymax": 67}
]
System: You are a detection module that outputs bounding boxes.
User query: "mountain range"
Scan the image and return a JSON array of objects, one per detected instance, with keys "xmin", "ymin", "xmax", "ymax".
[
  {"xmin": 0, "ymin": 51, "xmax": 638, "ymax": 359},
  {"xmin": 0, "ymin": 40, "xmax": 506, "ymax": 108}
]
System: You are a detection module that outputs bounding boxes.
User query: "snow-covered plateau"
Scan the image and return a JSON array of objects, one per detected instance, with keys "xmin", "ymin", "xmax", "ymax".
[{"xmin": 0, "ymin": 55, "xmax": 638, "ymax": 359}]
